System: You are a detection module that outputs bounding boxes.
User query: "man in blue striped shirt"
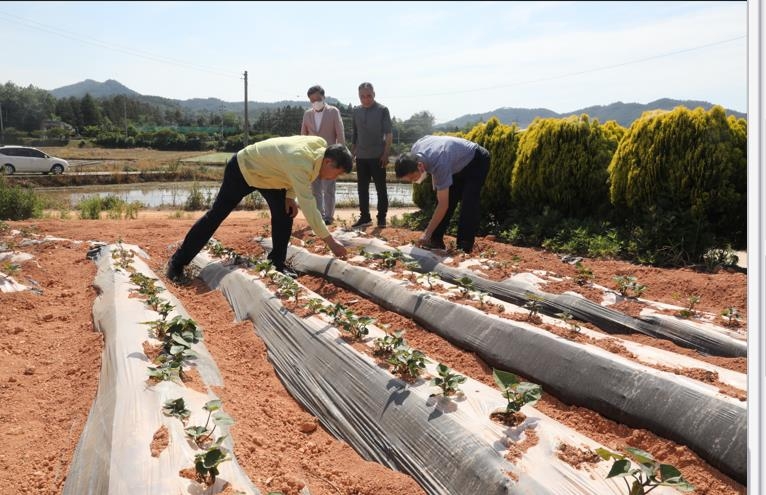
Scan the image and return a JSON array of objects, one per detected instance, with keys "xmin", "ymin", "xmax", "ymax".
[{"xmin": 395, "ymin": 135, "xmax": 490, "ymax": 253}]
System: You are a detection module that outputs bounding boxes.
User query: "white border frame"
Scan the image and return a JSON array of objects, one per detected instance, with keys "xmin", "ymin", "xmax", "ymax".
[{"xmin": 747, "ymin": 1, "xmax": 763, "ymax": 494}]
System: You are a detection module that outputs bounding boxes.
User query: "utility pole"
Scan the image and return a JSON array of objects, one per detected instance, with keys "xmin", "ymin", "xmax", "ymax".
[
  {"xmin": 243, "ymin": 70, "xmax": 249, "ymax": 148},
  {"xmin": 123, "ymin": 97, "xmax": 128, "ymax": 140},
  {"xmin": 0, "ymin": 101, "xmax": 4, "ymax": 146}
]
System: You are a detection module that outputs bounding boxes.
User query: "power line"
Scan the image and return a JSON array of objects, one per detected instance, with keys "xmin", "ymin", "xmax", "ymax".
[
  {"xmin": 0, "ymin": 10, "xmax": 239, "ymax": 79},
  {"xmin": 391, "ymin": 36, "xmax": 746, "ymax": 99}
]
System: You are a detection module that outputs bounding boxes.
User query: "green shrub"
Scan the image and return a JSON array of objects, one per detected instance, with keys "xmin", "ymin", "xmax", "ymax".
[
  {"xmin": 184, "ymin": 182, "xmax": 207, "ymax": 211},
  {"xmin": 0, "ymin": 176, "xmax": 43, "ymax": 220},
  {"xmin": 461, "ymin": 117, "xmax": 520, "ymax": 216},
  {"xmin": 512, "ymin": 114, "xmax": 621, "ymax": 219},
  {"xmin": 608, "ymin": 105, "xmax": 746, "ymax": 262}
]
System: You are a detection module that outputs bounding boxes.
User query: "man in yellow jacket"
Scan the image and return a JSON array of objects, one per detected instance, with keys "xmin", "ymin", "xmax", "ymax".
[{"xmin": 166, "ymin": 135, "xmax": 352, "ymax": 282}]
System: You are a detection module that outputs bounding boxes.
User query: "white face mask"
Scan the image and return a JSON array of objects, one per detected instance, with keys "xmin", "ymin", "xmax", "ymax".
[
  {"xmin": 414, "ymin": 171, "xmax": 428, "ymax": 184},
  {"xmin": 311, "ymin": 100, "xmax": 325, "ymax": 111}
]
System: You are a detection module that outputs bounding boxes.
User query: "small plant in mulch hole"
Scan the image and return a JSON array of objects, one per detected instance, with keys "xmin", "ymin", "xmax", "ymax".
[
  {"xmin": 185, "ymin": 399, "xmax": 235, "ymax": 448},
  {"xmin": 613, "ymin": 275, "xmax": 646, "ymax": 299},
  {"xmin": 271, "ymin": 271, "xmax": 301, "ymax": 303},
  {"xmin": 308, "ymin": 299, "xmax": 372, "ymax": 340},
  {"xmin": 130, "ymin": 272, "xmax": 165, "ymax": 298},
  {"xmin": 454, "ymin": 275, "xmax": 477, "ymax": 298},
  {"xmin": 490, "ymin": 369, "xmax": 542, "ymax": 427},
  {"xmin": 721, "ymin": 306, "xmax": 741, "ymax": 327},
  {"xmin": 556, "ymin": 311, "xmax": 581, "ymax": 334},
  {"xmin": 361, "ymin": 248, "xmax": 419, "ymax": 270},
  {"xmin": 146, "ymin": 315, "xmax": 201, "ymax": 383},
  {"xmin": 191, "ymin": 437, "xmax": 231, "ymax": 486},
  {"xmin": 595, "ymin": 446, "xmax": 694, "ymax": 494},
  {"xmin": 373, "ymin": 331, "xmax": 406, "ymax": 356},
  {"xmin": 111, "ymin": 242, "xmax": 135, "ymax": 271},
  {"xmin": 574, "ymin": 262, "xmax": 594, "ymax": 286},
  {"xmin": 416, "ymin": 271, "xmax": 441, "ymax": 290},
  {"xmin": 523, "ymin": 293, "xmax": 545, "ymax": 322},
  {"xmin": 387, "ymin": 346, "xmax": 430, "ymax": 381},
  {"xmin": 163, "ymin": 397, "xmax": 191, "ymax": 425},
  {"xmin": 1, "ymin": 261, "xmax": 20, "ymax": 275},
  {"xmin": 430, "ymin": 363, "xmax": 467, "ymax": 398},
  {"xmin": 676, "ymin": 295, "xmax": 700, "ymax": 319},
  {"xmin": 146, "ymin": 293, "xmax": 174, "ymax": 320}
]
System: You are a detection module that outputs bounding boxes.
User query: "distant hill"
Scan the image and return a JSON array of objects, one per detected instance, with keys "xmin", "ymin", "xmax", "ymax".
[
  {"xmin": 48, "ymin": 79, "xmax": 335, "ymax": 116},
  {"xmin": 436, "ymin": 98, "xmax": 747, "ymax": 129},
  {"xmin": 48, "ymin": 79, "xmax": 746, "ymax": 127},
  {"xmin": 50, "ymin": 79, "xmax": 141, "ymax": 99}
]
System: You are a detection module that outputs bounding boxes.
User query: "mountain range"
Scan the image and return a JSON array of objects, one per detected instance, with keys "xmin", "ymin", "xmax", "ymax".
[{"xmin": 49, "ymin": 79, "xmax": 747, "ymax": 129}]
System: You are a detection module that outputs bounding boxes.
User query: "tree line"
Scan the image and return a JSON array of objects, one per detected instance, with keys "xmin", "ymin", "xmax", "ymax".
[{"xmin": 0, "ymin": 81, "xmax": 438, "ymax": 151}]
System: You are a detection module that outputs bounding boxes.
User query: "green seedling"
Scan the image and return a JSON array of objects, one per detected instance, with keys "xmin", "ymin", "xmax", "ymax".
[
  {"xmin": 1, "ymin": 261, "xmax": 20, "ymax": 275},
  {"xmin": 702, "ymin": 246, "xmax": 739, "ymax": 272},
  {"xmin": 524, "ymin": 293, "xmax": 545, "ymax": 321},
  {"xmin": 493, "ymin": 369, "xmax": 542, "ymax": 415},
  {"xmin": 574, "ymin": 262, "xmax": 594, "ymax": 286},
  {"xmin": 194, "ymin": 436, "xmax": 231, "ymax": 485},
  {"xmin": 595, "ymin": 446, "xmax": 694, "ymax": 494},
  {"xmin": 387, "ymin": 347, "xmax": 429, "ymax": 379},
  {"xmin": 416, "ymin": 271, "xmax": 441, "ymax": 289},
  {"xmin": 677, "ymin": 295, "xmax": 700, "ymax": 319},
  {"xmin": 273, "ymin": 273, "xmax": 301, "ymax": 302},
  {"xmin": 455, "ymin": 276, "xmax": 476, "ymax": 298},
  {"xmin": 431, "ymin": 363, "xmax": 467, "ymax": 397},
  {"xmin": 556, "ymin": 311, "xmax": 581, "ymax": 333},
  {"xmin": 163, "ymin": 397, "xmax": 191, "ymax": 424},
  {"xmin": 185, "ymin": 400, "xmax": 235, "ymax": 447},
  {"xmin": 613, "ymin": 275, "xmax": 646, "ymax": 298},
  {"xmin": 373, "ymin": 331, "xmax": 406, "ymax": 356},
  {"xmin": 305, "ymin": 297, "xmax": 327, "ymax": 314},
  {"xmin": 363, "ymin": 249, "xmax": 414, "ymax": 269},
  {"xmin": 721, "ymin": 307, "xmax": 741, "ymax": 326}
]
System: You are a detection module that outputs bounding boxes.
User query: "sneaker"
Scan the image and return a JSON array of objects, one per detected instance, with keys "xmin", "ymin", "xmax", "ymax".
[
  {"xmin": 376, "ymin": 219, "xmax": 386, "ymax": 228},
  {"xmin": 351, "ymin": 218, "xmax": 372, "ymax": 229},
  {"xmin": 165, "ymin": 262, "xmax": 188, "ymax": 284},
  {"xmin": 324, "ymin": 218, "xmax": 334, "ymax": 226},
  {"xmin": 275, "ymin": 266, "xmax": 298, "ymax": 279},
  {"xmin": 420, "ymin": 239, "xmax": 446, "ymax": 251}
]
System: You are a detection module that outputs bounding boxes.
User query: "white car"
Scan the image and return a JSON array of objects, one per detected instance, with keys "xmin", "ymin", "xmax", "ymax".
[{"xmin": 0, "ymin": 146, "xmax": 69, "ymax": 175}]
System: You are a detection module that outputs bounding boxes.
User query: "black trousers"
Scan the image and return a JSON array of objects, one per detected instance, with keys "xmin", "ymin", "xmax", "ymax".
[
  {"xmin": 170, "ymin": 154, "xmax": 293, "ymax": 270},
  {"xmin": 430, "ymin": 146, "xmax": 490, "ymax": 253},
  {"xmin": 356, "ymin": 157, "xmax": 388, "ymax": 221}
]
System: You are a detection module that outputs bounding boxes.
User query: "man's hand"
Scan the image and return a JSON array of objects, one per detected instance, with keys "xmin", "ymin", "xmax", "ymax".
[
  {"xmin": 379, "ymin": 154, "xmax": 389, "ymax": 168},
  {"xmin": 285, "ymin": 198, "xmax": 299, "ymax": 218},
  {"xmin": 416, "ymin": 234, "xmax": 430, "ymax": 248},
  {"xmin": 324, "ymin": 236, "xmax": 348, "ymax": 258}
]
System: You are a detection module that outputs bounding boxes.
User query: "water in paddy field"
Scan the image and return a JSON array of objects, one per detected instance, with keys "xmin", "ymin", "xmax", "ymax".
[{"xmin": 36, "ymin": 181, "xmax": 415, "ymax": 209}]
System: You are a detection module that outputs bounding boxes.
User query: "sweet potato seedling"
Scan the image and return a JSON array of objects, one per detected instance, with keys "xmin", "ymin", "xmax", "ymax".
[
  {"xmin": 524, "ymin": 293, "xmax": 545, "ymax": 321},
  {"xmin": 431, "ymin": 363, "xmax": 467, "ymax": 397},
  {"xmin": 194, "ymin": 436, "xmax": 231, "ymax": 485},
  {"xmin": 163, "ymin": 397, "xmax": 191, "ymax": 424},
  {"xmin": 493, "ymin": 369, "xmax": 542, "ymax": 415},
  {"xmin": 721, "ymin": 306, "xmax": 741, "ymax": 326},
  {"xmin": 677, "ymin": 295, "xmax": 700, "ymax": 319},
  {"xmin": 556, "ymin": 311, "xmax": 581, "ymax": 333},
  {"xmin": 416, "ymin": 271, "xmax": 441, "ymax": 289},
  {"xmin": 574, "ymin": 262, "xmax": 594, "ymax": 286},
  {"xmin": 613, "ymin": 275, "xmax": 646, "ymax": 298},
  {"xmin": 387, "ymin": 347, "xmax": 429, "ymax": 379},
  {"xmin": 373, "ymin": 331, "xmax": 406, "ymax": 356},
  {"xmin": 185, "ymin": 400, "xmax": 235, "ymax": 447},
  {"xmin": 595, "ymin": 446, "xmax": 694, "ymax": 494}
]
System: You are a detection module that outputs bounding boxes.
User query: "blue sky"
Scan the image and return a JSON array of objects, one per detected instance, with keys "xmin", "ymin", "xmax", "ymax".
[{"xmin": 0, "ymin": 1, "xmax": 748, "ymax": 124}]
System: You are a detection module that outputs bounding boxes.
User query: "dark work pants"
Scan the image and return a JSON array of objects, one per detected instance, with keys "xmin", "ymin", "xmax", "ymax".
[
  {"xmin": 170, "ymin": 154, "xmax": 293, "ymax": 270},
  {"xmin": 431, "ymin": 146, "xmax": 490, "ymax": 253},
  {"xmin": 356, "ymin": 158, "xmax": 388, "ymax": 222}
]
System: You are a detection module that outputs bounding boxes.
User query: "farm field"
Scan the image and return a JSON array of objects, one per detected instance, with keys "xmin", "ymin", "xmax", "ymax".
[{"xmin": 0, "ymin": 208, "xmax": 747, "ymax": 495}]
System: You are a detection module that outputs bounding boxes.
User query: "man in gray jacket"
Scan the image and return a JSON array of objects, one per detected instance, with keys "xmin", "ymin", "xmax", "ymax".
[
  {"xmin": 301, "ymin": 84, "xmax": 346, "ymax": 225},
  {"xmin": 351, "ymin": 82, "xmax": 392, "ymax": 228}
]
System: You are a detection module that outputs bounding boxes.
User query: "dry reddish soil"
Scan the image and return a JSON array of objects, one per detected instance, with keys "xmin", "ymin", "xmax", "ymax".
[{"xmin": 0, "ymin": 208, "xmax": 747, "ymax": 495}]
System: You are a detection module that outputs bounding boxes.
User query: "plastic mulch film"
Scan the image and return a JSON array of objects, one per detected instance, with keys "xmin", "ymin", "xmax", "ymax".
[
  {"xmin": 191, "ymin": 252, "xmax": 681, "ymax": 495},
  {"xmin": 279, "ymin": 244, "xmax": 746, "ymax": 485},
  {"xmin": 63, "ymin": 244, "xmax": 262, "ymax": 495},
  {"xmin": 340, "ymin": 235, "xmax": 746, "ymax": 358}
]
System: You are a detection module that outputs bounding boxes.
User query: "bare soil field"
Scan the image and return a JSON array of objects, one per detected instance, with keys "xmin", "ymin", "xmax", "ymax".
[{"xmin": 0, "ymin": 207, "xmax": 747, "ymax": 494}]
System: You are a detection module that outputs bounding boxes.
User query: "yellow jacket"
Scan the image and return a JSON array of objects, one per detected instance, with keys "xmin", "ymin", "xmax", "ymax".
[{"xmin": 237, "ymin": 135, "xmax": 329, "ymax": 238}]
